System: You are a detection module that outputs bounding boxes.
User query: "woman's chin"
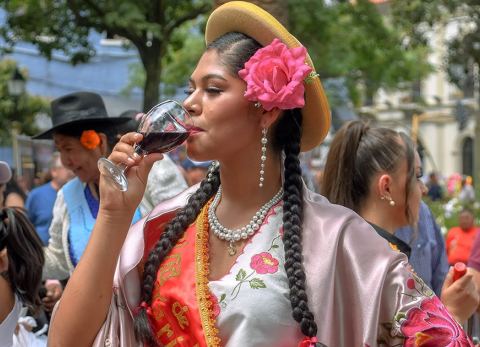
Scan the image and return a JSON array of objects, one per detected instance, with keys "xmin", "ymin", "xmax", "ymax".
[{"xmin": 185, "ymin": 145, "xmax": 211, "ymax": 162}]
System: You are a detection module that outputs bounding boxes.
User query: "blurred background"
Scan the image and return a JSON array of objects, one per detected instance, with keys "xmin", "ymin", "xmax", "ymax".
[{"xmin": 0, "ymin": 0, "xmax": 479, "ymax": 231}]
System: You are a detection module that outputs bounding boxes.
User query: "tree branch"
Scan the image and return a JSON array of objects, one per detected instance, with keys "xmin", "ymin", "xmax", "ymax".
[
  {"xmin": 164, "ymin": 3, "xmax": 210, "ymax": 38},
  {"xmin": 67, "ymin": 0, "xmax": 144, "ymax": 47}
]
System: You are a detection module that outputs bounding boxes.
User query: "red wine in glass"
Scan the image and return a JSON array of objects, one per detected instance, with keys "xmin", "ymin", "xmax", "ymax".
[
  {"xmin": 136, "ymin": 125, "xmax": 202, "ymax": 155},
  {"xmin": 136, "ymin": 131, "xmax": 189, "ymax": 154}
]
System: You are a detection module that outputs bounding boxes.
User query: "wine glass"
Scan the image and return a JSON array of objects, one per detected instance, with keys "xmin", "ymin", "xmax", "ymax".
[{"xmin": 98, "ymin": 100, "xmax": 196, "ymax": 191}]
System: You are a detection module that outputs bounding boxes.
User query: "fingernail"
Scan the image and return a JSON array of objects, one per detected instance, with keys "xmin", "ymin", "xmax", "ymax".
[{"xmin": 127, "ymin": 157, "xmax": 135, "ymax": 164}]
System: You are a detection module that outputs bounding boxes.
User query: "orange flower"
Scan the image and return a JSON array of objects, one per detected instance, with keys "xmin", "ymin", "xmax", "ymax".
[{"xmin": 80, "ymin": 130, "xmax": 101, "ymax": 150}]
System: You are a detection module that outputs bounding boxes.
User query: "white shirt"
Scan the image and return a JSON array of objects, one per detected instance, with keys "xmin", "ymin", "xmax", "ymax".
[
  {"xmin": 0, "ymin": 295, "xmax": 21, "ymax": 347},
  {"xmin": 208, "ymin": 204, "xmax": 303, "ymax": 347}
]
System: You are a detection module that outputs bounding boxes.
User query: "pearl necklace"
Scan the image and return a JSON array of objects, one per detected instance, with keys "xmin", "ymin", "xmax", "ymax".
[{"xmin": 208, "ymin": 185, "xmax": 283, "ymax": 256}]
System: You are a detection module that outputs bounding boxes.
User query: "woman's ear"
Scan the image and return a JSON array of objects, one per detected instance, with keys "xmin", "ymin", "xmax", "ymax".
[
  {"xmin": 260, "ymin": 107, "xmax": 282, "ymax": 129},
  {"xmin": 98, "ymin": 132, "xmax": 109, "ymax": 156},
  {"xmin": 377, "ymin": 174, "xmax": 392, "ymax": 198},
  {"xmin": 0, "ymin": 248, "xmax": 8, "ymax": 273}
]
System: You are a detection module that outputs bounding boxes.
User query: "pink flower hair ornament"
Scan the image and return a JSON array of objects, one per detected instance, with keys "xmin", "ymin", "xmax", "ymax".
[{"xmin": 238, "ymin": 38, "xmax": 313, "ymax": 111}]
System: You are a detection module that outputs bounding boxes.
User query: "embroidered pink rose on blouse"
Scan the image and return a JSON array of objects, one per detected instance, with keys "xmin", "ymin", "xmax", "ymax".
[
  {"xmin": 250, "ymin": 252, "xmax": 279, "ymax": 274},
  {"xmin": 400, "ymin": 296, "xmax": 473, "ymax": 346},
  {"xmin": 238, "ymin": 38, "xmax": 312, "ymax": 111}
]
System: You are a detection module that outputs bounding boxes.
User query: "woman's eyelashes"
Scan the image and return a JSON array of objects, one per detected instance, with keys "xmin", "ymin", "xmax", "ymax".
[
  {"xmin": 416, "ymin": 170, "xmax": 423, "ymax": 180},
  {"xmin": 206, "ymin": 87, "xmax": 222, "ymax": 94},
  {"xmin": 183, "ymin": 85, "xmax": 223, "ymax": 96}
]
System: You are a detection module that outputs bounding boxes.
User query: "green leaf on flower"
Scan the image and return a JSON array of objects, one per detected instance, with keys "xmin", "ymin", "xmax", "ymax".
[
  {"xmin": 219, "ymin": 293, "xmax": 226, "ymax": 303},
  {"xmin": 304, "ymin": 71, "xmax": 319, "ymax": 84},
  {"xmin": 249, "ymin": 278, "xmax": 266, "ymax": 289},
  {"xmin": 236, "ymin": 269, "xmax": 247, "ymax": 281},
  {"xmin": 271, "ymin": 244, "xmax": 279, "ymax": 249}
]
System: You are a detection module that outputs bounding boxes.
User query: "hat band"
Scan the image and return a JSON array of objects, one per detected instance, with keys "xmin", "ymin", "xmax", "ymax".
[{"xmin": 55, "ymin": 107, "xmax": 107, "ymax": 125}]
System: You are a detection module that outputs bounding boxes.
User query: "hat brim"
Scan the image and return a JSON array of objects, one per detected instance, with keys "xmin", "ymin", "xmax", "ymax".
[
  {"xmin": 32, "ymin": 116, "xmax": 131, "ymax": 140},
  {"xmin": 205, "ymin": 1, "xmax": 331, "ymax": 152}
]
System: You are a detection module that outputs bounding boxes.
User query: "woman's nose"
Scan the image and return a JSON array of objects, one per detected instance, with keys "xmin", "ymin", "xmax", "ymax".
[{"xmin": 183, "ymin": 94, "xmax": 200, "ymax": 117}]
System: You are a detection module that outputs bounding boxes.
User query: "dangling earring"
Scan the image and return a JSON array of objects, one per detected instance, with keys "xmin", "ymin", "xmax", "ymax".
[
  {"xmin": 207, "ymin": 161, "xmax": 219, "ymax": 182},
  {"xmin": 259, "ymin": 128, "xmax": 267, "ymax": 188},
  {"xmin": 381, "ymin": 195, "xmax": 396, "ymax": 207}
]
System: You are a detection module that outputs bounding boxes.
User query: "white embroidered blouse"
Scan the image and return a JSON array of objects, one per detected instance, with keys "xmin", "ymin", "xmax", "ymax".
[{"xmin": 208, "ymin": 203, "xmax": 304, "ymax": 347}]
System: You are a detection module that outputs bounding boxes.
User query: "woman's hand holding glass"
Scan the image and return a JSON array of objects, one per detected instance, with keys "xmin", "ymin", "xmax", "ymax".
[
  {"xmin": 98, "ymin": 131, "xmax": 163, "ymax": 216},
  {"xmin": 98, "ymin": 100, "xmax": 195, "ymax": 192}
]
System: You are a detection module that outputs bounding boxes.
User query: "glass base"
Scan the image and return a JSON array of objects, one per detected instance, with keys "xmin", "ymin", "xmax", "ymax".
[{"xmin": 97, "ymin": 158, "xmax": 128, "ymax": 191}]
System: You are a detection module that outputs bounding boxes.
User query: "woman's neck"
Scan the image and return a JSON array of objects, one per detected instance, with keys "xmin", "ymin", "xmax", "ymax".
[
  {"xmin": 0, "ymin": 275, "xmax": 14, "ymax": 324},
  {"xmin": 219, "ymin": 154, "xmax": 282, "ymax": 203},
  {"xmin": 87, "ymin": 182, "xmax": 100, "ymax": 200},
  {"xmin": 359, "ymin": 199, "xmax": 398, "ymax": 234}
]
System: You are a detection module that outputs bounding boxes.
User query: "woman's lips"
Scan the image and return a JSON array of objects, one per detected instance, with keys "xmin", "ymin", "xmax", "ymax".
[{"xmin": 187, "ymin": 125, "xmax": 205, "ymax": 135}]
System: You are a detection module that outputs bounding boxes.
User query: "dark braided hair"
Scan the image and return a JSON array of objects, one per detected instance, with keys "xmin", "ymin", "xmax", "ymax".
[
  {"xmin": 274, "ymin": 109, "xmax": 321, "ymax": 342},
  {"xmin": 134, "ymin": 31, "xmax": 323, "ymax": 345},
  {"xmin": 133, "ymin": 171, "xmax": 220, "ymax": 345},
  {"xmin": 0, "ymin": 207, "xmax": 45, "ymax": 311}
]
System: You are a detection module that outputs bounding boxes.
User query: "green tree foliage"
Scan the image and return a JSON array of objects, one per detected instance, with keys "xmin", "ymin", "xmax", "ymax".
[
  {"xmin": 390, "ymin": 0, "xmax": 480, "ymax": 94},
  {"xmin": 0, "ymin": 60, "xmax": 50, "ymax": 145},
  {"xmin": 122, "ymin": 17, "xmax": 206, "ymax": 98},
  {"xmin": 288, "ymin": 0, "xmax": 432, "ymax": 106},
  {"xmin": 0, "ymin": 0, "xmax": 211, "ymax": 111}
]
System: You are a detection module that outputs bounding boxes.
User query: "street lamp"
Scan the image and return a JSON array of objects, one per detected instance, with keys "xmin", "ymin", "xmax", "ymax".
[
  {"xmin": 7, "ymin": 67, "xmax": 26, "ymax": 176},
  {"xmin": 7, "ymin": 67, "xmax": 26, "ymax": 99}
]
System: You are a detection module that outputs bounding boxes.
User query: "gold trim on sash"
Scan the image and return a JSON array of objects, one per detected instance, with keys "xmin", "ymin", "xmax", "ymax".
[{"xmin": 195, "ymin": 201, "xmax": 221, "ymax": 347}]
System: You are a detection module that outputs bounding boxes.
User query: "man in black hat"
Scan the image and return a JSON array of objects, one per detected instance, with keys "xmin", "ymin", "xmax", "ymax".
[{"xmin": 34, "ymin": 92, "xmax": 143, "ymax": 309}]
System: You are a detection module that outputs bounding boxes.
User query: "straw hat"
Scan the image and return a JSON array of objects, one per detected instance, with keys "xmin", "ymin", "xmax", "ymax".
[{"xmin": 205, "ymin": 1, "xmax": 331, "ymax": 151}]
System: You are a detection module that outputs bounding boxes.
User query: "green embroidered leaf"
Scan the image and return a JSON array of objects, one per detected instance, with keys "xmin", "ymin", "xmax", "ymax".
[
  {"xmin": 236, "ymin": 269, "xmax": 247, "ymax": 281},
  {"xmin": 219, "ymin": 293, "xmax": 226, "ymax": 303},
  {"xmin": 271, "ymin": 244, "xmax": 279, "ymax": 249},
  {"xmin": 394, "ymin": 312, "xmax": 406, "ymax": 322},
  {"xmin": 422, "ymin": 288, "xmax": 434, "ymax": 297},
  {"xmin": 249, "ymin": 278, "xmax": 266, "ymax": 289}
]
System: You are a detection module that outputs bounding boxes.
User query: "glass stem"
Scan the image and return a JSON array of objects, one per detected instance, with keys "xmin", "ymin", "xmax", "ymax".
[{"xmin": 119, "ymin": 163, "xmax": 128, "ymax": 175}]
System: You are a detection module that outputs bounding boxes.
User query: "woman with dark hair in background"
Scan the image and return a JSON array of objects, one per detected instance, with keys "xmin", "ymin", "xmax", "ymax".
[
  {"xmin": 50, "ymin": 2, "xmax": 475, "ymax": 347},
  {"xmin": 3, "ymin": 175, "xmax": 27, "ymax": 209},
  {"xmin": 0, "ymin": 207, "xmax": 45, "ymax": 346},
  {"xmin": 322, "ymin": 120, "xmax": 478, "ymax": 327}
]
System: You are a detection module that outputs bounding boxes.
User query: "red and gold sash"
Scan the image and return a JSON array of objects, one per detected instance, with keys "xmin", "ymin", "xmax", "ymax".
[{"xmin": 143, "ymin": 202, "xmax": 220, "ymax": 347}]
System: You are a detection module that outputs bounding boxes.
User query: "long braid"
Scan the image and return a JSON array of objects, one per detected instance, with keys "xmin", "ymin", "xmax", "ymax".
[
  {"xmin": 276, "ymin": 110, "xmax": 320, "ymax": 340},
  {"xmin": 133, "ymin": 169, "xmax": 220, "ymax": 345}
]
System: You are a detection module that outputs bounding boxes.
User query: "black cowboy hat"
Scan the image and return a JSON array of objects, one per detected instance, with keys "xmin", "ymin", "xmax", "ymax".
[{"xmin": 33, "ymin": 91, "xmax": 131, "ymax": 139}]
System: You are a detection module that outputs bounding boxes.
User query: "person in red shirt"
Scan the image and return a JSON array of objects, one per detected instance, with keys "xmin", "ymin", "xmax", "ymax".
[{"xmin": 446, "ymin": 208, "xmax": 479, "ymax": 265}]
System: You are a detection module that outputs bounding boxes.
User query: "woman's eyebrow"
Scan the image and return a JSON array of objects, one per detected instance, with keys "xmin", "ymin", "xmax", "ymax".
[{"xmin": 189, "ymin": 74, "xmax": 228, "ymax": 84}]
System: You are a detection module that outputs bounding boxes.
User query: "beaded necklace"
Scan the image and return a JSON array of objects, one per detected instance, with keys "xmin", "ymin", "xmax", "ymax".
[{"xmin": 208, "ymin": 185, "xmax": 283, "ymax": 255}]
